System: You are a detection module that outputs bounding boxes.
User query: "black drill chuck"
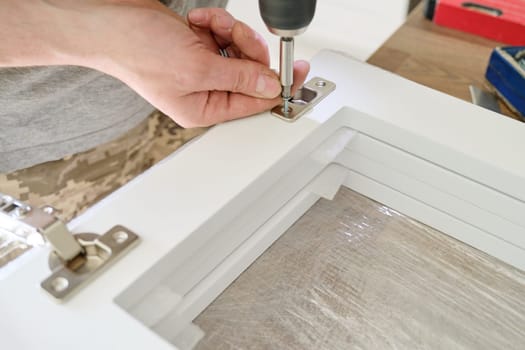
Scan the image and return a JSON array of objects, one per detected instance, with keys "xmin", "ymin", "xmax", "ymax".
[{"xmin": 259, "ymin": 0, "xmax": 317, "ymax": 33}]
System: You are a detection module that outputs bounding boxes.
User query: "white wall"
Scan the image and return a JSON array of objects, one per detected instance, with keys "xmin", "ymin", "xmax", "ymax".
[{"xmin": 227, "ymin": 0, "xmax": 409, "ymax": 67}]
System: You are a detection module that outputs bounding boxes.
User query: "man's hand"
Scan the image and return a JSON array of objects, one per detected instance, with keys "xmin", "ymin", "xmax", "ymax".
[
  {"xmin": 1, "ymin": 0, "xmax": 309, "ymax": 127},
  {"xmin": 99, "ymin": 4, "xmax": 309, "ymax": 127}
]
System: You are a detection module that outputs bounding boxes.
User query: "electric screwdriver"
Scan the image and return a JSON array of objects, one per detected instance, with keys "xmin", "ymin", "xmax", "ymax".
[{"xmin": 258, "ymin": 0, "xmax": 317, "ymax": 114}]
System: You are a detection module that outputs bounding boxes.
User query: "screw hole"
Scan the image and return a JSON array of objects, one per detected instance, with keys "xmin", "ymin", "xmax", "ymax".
[
  {"xmin": 43, "ymin": 206, "xmax": 55, "ymax": 214},
  {"xmin": 51, "ymin": 277, "xmax": 69, "ymax": 293},
  {"xmin": 112, "ymin": 231, "xmax": 128, "ymax": 244},
  {"xmin": 315, "ymin": 80, "xmax": 327, "ymax": 87}
]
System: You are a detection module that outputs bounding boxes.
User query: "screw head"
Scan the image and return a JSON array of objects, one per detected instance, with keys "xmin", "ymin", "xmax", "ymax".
[
  {"xmin": 112, "ymin": 231, "xmax": 129, "ymax": 244},
  {"xmin": 50, "ymin": 277, "xmax": 69, "ymax": 293},
  {"xmin": 43, "ymin": 206, "xmax": 55, "ymax": 215}
]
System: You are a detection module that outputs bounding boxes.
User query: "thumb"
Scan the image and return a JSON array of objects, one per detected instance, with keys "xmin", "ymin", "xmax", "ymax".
[{"xmin": 204, "ymin": 55, "xmax": 282, "ymax": 99}]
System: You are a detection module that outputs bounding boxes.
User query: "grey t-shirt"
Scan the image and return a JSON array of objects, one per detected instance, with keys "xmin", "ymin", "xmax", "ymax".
[{"xmin": 0, "ymin": 0, "xmax": 227, "ymax": 173}]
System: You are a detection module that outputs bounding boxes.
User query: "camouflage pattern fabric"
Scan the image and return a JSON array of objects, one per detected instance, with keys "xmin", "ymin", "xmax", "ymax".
[
  {"xmin": 0, "ymin": 0, "xmax": 227, "ymax": 222},
  {"xmin": 0, "ymin": 111, "xmax": 206, "ymax": 222},
  {"xmin": 0, "ymin": 0, "xmax": 224, "ymax": 268}
]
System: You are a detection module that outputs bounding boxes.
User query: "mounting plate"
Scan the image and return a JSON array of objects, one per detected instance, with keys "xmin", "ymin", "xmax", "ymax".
[
  {"xmin": 271, "ymin": 77, "xmax": 336, "ymax": 122},
  {"xmin": 41, "ymin": 226, "xmax": 139, "ymax": 300}
]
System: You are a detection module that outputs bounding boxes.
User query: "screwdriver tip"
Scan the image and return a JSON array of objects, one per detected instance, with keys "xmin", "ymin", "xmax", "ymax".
[{"xmin": 283, "ymin": 98, "xmax": 290, "ymax": 115}]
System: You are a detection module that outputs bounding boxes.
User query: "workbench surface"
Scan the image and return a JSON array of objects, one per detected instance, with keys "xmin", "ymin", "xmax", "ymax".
[{"xmin": 368, "ymin": 3, "xmax": 521, "ymax": 121}]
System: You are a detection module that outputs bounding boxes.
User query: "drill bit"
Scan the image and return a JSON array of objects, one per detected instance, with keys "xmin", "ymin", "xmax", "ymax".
[
  {"xmin": 280, "ymin": 37, "xmax": 294, "ymax": 115},
  {"xmin": 259, "ymin": 0, "xmax": 317, "ymax": 115}
]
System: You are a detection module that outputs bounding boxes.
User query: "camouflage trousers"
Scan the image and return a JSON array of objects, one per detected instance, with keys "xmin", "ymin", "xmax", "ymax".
[
  {"xmin": 0, "ymin": 111, "xmax": 206, "ymax": 222},
  {"xmin": 0, "ymin": 0, "xmax": 227, "ymax": 222}
]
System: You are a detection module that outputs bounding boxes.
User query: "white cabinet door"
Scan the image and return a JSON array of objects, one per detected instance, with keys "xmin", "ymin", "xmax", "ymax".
[{"xmin": 2, "ymin": 49, "xmax": 524, "ymax": 350}]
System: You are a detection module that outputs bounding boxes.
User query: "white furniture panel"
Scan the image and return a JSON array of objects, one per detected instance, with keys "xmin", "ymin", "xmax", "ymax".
[{"xmin": 2, "ymin": 50, "xmax": 524, "ymax": 349}]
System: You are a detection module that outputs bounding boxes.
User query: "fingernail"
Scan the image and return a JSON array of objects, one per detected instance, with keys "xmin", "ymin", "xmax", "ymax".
[
  {"xmin": 188, "ymin": 9, "xmax": 206, "ymax": 24},
  {"xmin": 256, "ymin": 74, "xmax": 281, "ymax": 98},
  {"xmin": 242, "ymin": 23, "xmax": 255, "ymax": 39},
  {"xmin": 216, "ymin": 14, "xmax": 234, "ymax": 30}
]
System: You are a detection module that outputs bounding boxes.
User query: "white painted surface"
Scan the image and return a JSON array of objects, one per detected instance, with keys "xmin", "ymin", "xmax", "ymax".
[
  {"xmin": 2, "ymin": 50, "xmax": 525, "ymax": 349},
  {"xmin": 308, "ymin": 51, "xmax": 525, "ymax": 195},
  {"xmin": 227, "ymin": 0, "xmax": 409, "ymax": 63}
]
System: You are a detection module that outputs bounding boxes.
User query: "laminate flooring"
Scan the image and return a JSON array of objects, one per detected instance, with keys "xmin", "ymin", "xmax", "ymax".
[{"xmin": 194, "ymin": 187, "xmax": 525, "ymax": 350}]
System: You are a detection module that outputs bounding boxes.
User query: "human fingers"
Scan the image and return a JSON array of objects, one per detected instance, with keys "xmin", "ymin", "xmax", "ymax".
[
  {"xmin": 290, "ymin": 60, "xmax": 310, "ymax": 95},
  {"xmin": 188, "ymin": 8, "xmax": 270, "ymax": 66},
  {"xmin": 231, "ymin": 21, "xmax": 270, "ymax": 66},
  {"xmin": 215, "ymin": 60, "xmax": 309, "ymax": 121},
  {"xmin": 202, "ymin": 54, "xmax": 281, "ymax": 99},
  {"xmin": 181, "ymin": 60, "xmax": 311, "ymax": 127},
  {"xmin": 187, "ymin": 8, "xmax": 235, "ymax": 49}
]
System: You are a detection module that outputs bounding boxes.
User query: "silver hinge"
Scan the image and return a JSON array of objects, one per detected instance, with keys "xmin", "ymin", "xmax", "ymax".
[
  {"xmin": 0, "ymin": 192, "xmax": 139, "ymax": 300},
  {"xmin": 272, "ymin": 77, "xmax": 336, "ymax": 122}
]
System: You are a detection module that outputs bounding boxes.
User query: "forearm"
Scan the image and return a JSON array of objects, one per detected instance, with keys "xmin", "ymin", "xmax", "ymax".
[
  {"xmin": 0, "ymin": 0, "xmax": 100, "ymax": 68},
  {"xmin": 0, "ymin": 2, "xmax": 296, "ymax": 128}
]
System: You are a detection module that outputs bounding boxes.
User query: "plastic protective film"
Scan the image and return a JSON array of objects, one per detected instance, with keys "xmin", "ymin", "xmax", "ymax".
[{"xmin": 194, "ymin": 188, "xmax": 525, "ymax": 349}]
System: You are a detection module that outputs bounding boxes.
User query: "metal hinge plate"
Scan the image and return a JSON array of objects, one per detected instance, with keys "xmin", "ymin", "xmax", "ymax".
[
  {"xmin": 271, "ymin": 77, "xmax": 336, "ymax": 122},
  {"xmin": 42, "ymin": 226, "xmax": 139, "ymax": 300},
  {"xmin": 0, "ymin": 192, "xmax": 139, "ymax": 301}
]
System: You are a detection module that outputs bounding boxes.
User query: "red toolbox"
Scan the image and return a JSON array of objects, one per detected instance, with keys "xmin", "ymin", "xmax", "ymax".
[{"xmin": 432, "ymin": 0, "xmax": 525, "ymax": 45}]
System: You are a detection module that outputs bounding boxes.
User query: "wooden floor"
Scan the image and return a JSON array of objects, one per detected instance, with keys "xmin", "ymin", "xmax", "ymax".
[{"xmin": 194, "ymin": 187, "xmax": 525, "ymax": 350}]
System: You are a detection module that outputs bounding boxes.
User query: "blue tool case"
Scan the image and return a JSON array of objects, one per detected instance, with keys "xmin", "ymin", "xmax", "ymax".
[{"xmin": 485, "ymin": 46, "xmax": 525, "ymax": 120}]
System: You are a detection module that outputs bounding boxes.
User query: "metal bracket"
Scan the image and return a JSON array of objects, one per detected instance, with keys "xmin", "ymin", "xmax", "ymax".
[
  {"xmin": 0, "ymin": 193, "xmax": 82, "ymax": 261},
  {"xmin": 42, "ymin": 226, "xmax": 139, "ymax": 300},
  {"xmin": 272, "ymin": 77, "xmax": 336, "ymax": 122},
  {"xmin": 469, "ymin": 85, "xmax": 501, "ymax": 113},
  {"xmin": 0, "ymin": 192, "xmax": 139, "ymax": 300}
]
